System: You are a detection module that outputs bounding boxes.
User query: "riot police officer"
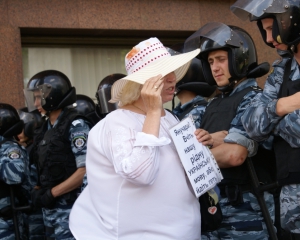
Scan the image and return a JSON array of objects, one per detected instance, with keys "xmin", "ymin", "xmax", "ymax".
[
  {"xmin": 17, "ymin": 108, "xmax": 43, "ymax": 148},
  {"xmin": 17, "ymin": 108, "xmax": 44, "ymax": 239},
  {"xmin": 0, "ymin": 103, "xmax": 32, "ymax": 239},
  {"xmin": 172, "ymin": 56, "xmax": 216, "ymax": 127},
  {"xmin": 185, "ymin": 23, "xmax": 275, "ymax": 239},
  {"xmin": 75, "ymin": 94, "xmax": 99, "ymax": 127},
  {"xmin": 95, "ymin": 73, "xmax": 125, "ymax": 119},
  {"xmin": 24, "ymin": 70, "xmax": 91, "ymax": 240},
  {"xmin": 231, "ymin": 0, "xmax": 300, "ymax": 237}
]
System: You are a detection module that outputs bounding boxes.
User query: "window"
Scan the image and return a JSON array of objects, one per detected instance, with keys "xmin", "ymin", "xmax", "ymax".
[{"xmin": 22, "ymin": 46, "xmax": 129, "ymax": 101}]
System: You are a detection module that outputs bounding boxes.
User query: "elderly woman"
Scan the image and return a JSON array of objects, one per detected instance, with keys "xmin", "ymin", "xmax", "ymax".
[{"xmin": 69, "ymin": 37, "xmax": 212, "ymax": 240}]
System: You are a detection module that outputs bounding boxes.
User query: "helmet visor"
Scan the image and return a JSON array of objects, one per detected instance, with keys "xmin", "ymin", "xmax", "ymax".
[
  {"xmin": 17, "ymin": 110, "xmax": 35, "ymax": 124},
  {"xmin": 230, "ymin": 0, "xmax": 273, "ymax": 20},
  {"xmin": 24, "ymin": 84, "xmax": 52, "ymax": 112},
  {"xmin": 265, "ymin": 0, "xmax": 298, "ymax": 45},
  {"xmin": 184, "ymin": 22, "xmax": 241, "ymax": 52},
  {"xmin": 166, "ymin": 47, "xmax": 181, "ymax": 56},
  {"xmin": 264, "ymin": 0, "xmax": 290, "ymax": 14},
  {"xmin": 97, "ymin": 87, "xmax": 118, "ymax": 114}
]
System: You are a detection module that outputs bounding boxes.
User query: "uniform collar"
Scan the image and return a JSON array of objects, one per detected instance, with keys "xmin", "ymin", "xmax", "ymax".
[
  {"xmin": 47, "ymin": 109, "xmax": 66, "ymax": 129},
  {"xmin": 229, "ymin": 78, "xmax": 257, "ymax": 96},
  {"xmin": 180, "ymin": 95, "xmax": 206, "ymax": 110},
  {"xmin": 174, "ymin": 95, "xmax": 206, "ymax": 113}
]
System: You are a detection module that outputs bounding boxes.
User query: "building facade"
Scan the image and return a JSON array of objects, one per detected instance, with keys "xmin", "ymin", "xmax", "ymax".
[{"xmin": 0, "ymin": 0, "xmax": 278, "ymax": 108}]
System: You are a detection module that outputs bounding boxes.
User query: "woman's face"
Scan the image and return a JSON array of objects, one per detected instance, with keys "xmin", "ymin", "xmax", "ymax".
[{"xmin": 160, "ymin": 72, "xmax": 176, "ymax": 103}]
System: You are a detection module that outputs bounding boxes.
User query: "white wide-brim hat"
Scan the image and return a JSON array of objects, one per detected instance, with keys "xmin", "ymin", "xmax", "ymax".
[{"xmin": 109, "ymin": 37, "xmax": 200, "ymax": 103}]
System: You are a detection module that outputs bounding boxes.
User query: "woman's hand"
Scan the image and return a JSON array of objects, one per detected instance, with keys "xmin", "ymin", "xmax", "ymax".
[
  {"xmin": 194, "ymin": 129, "xmax": 213, "ymax": 147},
  {"xmin": 135, "ymin": 74, "xmax": 164, "ymax": 137},
  {"xmin": 141, "ymin": 74, "xmax": 164, "ymax": 114}
]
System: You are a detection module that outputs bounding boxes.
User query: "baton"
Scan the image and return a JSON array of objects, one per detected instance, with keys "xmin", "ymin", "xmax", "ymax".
[
  {"xmin": 9, "ymin": 185, "xmax": 32, "ymax": 240},
  {"xmin": 246, "ymin": 158, "xmax": 279, "ymax": 240}
]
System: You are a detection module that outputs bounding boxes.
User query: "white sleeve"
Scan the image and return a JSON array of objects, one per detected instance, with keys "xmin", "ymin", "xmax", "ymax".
[{"xmin": 107, "ymin": 125, "xmax": 171, "ymax": 186}]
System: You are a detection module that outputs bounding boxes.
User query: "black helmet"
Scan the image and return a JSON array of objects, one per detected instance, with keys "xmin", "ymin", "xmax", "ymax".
[
  {"xmin": 76, "ymin": 95, "xmax": 95, "ymax": 115},
  {"xmin": 0, "ymin": 103, "xmax": 24, "ymax": 138},
  {"xmin": 168, "ymin": 43, "xmax": 216, "ymax": 97},
  {"xmin": 95, "ymin": 73, "xmax": 125, "ymax": 117},
  {"xmin": 17, "ymin": 107, "xmax": 43, "ymax": 139},
  {"xmin": 184, "ymin": 23, "xmax": 269, "ymax": 92},
  {"xmin": 75, "ymin": 94, "xmax": 100, "ymax": 126},
  {"xmin": 176, "ymin": 58, "xmax": 216, "ymax": 97},
  {"xmin": 25, "ymin": 70, "xmax": 76, "ymax": 112},
  {"xmin": 231, "ymin": 0, "xmax": 300, "ymax": 50}
]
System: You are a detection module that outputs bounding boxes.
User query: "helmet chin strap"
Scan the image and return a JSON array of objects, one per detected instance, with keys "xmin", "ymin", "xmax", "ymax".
[
  {"xmin": 217, "ymin": 77, "xmax": 237, "ymax": 93},
  {"xmin": 172, "ymin": 88, "xmax": 182, "ymax": 110},
  {"xmin": 290, "ymin": 44, "xmax": 299, "ymax": 54},
  {"xmin": 172, "ymin": 93, "xmax": 177, "ymax": 110},
  {"xmin": 41, "ymin": 111, "xmax": 49, "ymax": 120}
]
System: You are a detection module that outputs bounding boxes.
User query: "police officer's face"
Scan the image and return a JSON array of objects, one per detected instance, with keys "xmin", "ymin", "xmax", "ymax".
[
  {"xmin": 17, "ymin": 129, "xmax": 29, "ymax": 143},
  {"xmin": 261, "ymin": 18, "xmax": 288, "ymax": 51},
  {"xmin": 208, "ymin": 50, "xmax": 231, "ymax": 87},
  {"xmin": 33, "ymin": 91, "xmax": 46, "ymax": 115}
]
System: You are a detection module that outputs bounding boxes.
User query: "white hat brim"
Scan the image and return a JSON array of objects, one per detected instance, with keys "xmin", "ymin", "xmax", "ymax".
[{"xmin": 109, "ymin": 48, "xmax": 201, "ymax": 103}]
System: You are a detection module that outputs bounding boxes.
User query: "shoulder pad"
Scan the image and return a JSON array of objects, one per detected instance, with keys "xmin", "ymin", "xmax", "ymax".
[
  {"xmin": 72, "ymin": 119, "xmax": 83, "ymax": 127},
  {"xmin": 273, "ymin": 58, "xmax": 283, "ymax": 65},
  {"xmin": 272, "ymin": 57, "xmax": 289, "ymax": 68},
  {"xmin": 0, "ymin": 139, "xmax": 21, "ymax": 148},
  {"xmin": 250, "ymin": 86, "xmax": 263, "ymax": 92}
]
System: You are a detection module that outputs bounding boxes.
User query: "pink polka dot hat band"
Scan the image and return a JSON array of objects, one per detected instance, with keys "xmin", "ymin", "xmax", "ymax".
[
  {"xmin": 125, "ymin": 39, "xmax": 171, "ymax": 75},
  {"xmin": 109, "ymin": 37, "xmax": 200, "ymax": 104}
]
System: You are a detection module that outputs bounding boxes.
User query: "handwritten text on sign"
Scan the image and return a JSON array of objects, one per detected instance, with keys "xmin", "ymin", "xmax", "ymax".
[{"xmin": 169, "ymin": 116, "xmax": 223, "ymax": 197}]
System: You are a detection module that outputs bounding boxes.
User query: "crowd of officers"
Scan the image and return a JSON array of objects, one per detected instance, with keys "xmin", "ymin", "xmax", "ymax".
[
  {"xmin": 0, "ymin": 73, "xmax": 122, "ymax": 239},
  {"xmin": 1, "ymin": 0, "xmax": 300, "ymax": 239}
]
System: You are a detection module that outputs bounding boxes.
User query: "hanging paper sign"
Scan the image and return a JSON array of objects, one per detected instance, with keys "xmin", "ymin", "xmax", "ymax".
[{"xmin": 169, "ymin": 115, "xmax": 223, "ymax": 197}]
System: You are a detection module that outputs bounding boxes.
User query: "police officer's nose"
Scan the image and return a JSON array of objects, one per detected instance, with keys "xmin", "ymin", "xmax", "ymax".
[
  {"xmin": 211, "ymin": 62, "xmax": 219, "ymax": 72},
  {"xmin": 34, "ymin": 98, "xmax": 39, "ymax": 108},
  {"xmin": 34, "ymin": 97, "xmax": 41, "ymax": 108},
  {"xmin": 266, "ymin": 30, "xmax": 273, "ymax": 44}
]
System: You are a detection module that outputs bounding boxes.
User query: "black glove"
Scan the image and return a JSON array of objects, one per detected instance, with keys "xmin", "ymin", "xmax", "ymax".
[
  {"xmin": 40, "ymin": 188, "xmax": 56, "ymax": 209},
  {"xmin": 31, "ymin": 188, "xmax": 56, "ymax": 209},
  {"xmin": 31, "ymin": 188, "xmax": 46, "ymax": 208}
]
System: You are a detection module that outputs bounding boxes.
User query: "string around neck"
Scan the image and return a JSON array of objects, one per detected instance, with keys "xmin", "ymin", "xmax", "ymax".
[{"xmin": 132, "ymin": 104, "xmax": 146, "ymax": 114}]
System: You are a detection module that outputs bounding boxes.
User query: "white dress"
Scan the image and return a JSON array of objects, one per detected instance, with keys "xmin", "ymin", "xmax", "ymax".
[{"xmin": 69, "ymin": 109, "xmax": 201, "ymax": 240}]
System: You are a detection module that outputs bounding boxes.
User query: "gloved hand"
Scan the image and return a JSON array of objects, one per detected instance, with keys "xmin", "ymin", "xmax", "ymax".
[
  {"xmin": 31, "ymin": 188, "xmax": 46, "ymax": 207},
  {"xmin": 31, "ymin": 188, "xmax": 56, "ymax": 209},
  {"xmin": 40, "ymin": 189, "xmax": 56, "ymax": 208}
]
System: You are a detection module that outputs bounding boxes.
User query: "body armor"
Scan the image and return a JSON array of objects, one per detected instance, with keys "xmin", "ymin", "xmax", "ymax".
[
  {"xmin": 34, "ymin": 109, "xmax": 82, "ymax": 190},
  {"xmin": 201, "ymin": 86, "xmax": 275, "ymax": 188}
]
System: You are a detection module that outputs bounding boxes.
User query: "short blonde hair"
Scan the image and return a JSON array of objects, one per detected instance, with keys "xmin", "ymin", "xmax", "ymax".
[{"xmin": 119, "ymin": 81, "xmax": 142, "ymax": 106}]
